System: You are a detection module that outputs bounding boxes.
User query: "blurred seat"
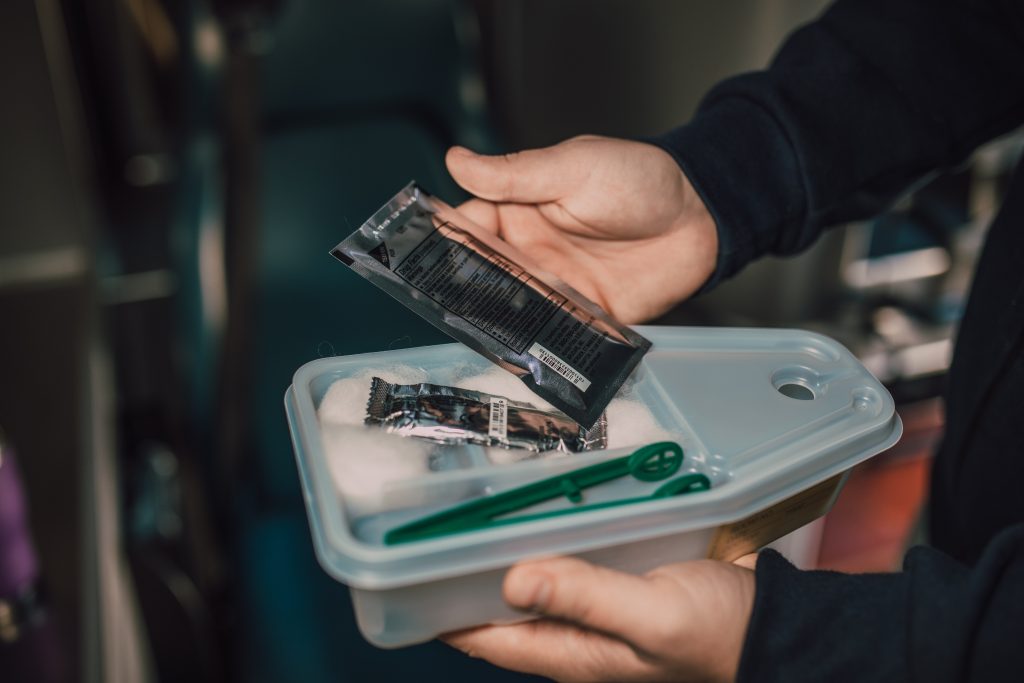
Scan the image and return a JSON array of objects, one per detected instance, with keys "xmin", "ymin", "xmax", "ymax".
[
  {"xmin": 250, "ymin": 118, "xmax": 458, "ymax": 504},
  {"xmin": 220, "ymin": 1, "xmax": 541, "ymax": 680}
]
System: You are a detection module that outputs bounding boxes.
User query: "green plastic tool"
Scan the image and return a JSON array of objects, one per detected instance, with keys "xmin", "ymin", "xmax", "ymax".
[{"xmin": 383, "ymin": 441, "xmax": 711, "ymax": 545}]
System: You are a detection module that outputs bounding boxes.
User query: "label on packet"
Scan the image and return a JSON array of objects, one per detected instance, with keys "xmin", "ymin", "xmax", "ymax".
[{"xmin": 365, "ymin": 377, "xmax": 607, "ymax": 453}]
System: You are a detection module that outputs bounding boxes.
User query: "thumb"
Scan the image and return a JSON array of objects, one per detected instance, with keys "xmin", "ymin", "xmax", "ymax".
[
  {"xmin": 733, "ymin": 553, "xmax": 759, "ymax": 571},
  {"xmin": 503, "ymin": 556, "xmax": 664, "ymax": 645},
  {"xmin": 446, "ymin": 143, "xmax": 581, "ymax": 204}
]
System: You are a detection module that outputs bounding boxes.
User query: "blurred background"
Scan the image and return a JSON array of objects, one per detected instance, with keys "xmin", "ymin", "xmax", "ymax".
[{"xmin": 0, "ymin": 0, "xmax": 1021, "ymax": 681}]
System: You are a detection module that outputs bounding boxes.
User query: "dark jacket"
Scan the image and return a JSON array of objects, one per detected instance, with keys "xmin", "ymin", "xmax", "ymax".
[{"xmin": 653, "ymin": 0, "xmax": 1024, "ymax": 679}]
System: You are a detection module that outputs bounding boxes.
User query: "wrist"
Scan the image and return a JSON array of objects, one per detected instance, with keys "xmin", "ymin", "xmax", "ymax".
[
  {"xmin": 647, "ymin": 96, "xmax": 803, "ymax": 291},
  {"xmin": 710, "ymin": 566, "xmax": 757, "ymax": 683}
]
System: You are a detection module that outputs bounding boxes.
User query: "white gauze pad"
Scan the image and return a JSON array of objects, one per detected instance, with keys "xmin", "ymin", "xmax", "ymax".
[{"xmin": 318, "ymin": 365, "xmax": 431, "ymax": 515}]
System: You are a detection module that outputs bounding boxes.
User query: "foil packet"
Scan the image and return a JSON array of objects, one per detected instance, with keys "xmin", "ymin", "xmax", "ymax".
[
  {"xmin": 331, "ymin": 182, "xmax": 651, "ymax": 428},
  {"xmin": 365, "ymin": 377, "xmax": 607, "ymax": 453}
]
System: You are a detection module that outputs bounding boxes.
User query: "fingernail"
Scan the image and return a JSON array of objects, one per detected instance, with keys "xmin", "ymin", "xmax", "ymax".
[
  {"xmin": 448, "ymin": 146, "xmax": 474, "ymax": 157},
  {"xmin": 506, "ymin": 570, "xmax": 551, "ymax": 610}
]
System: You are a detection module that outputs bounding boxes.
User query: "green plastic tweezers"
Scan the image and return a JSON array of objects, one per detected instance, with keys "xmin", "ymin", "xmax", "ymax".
[{"xmin": 383, "ymin": 441, "xmax": 711, "ymax": 545}]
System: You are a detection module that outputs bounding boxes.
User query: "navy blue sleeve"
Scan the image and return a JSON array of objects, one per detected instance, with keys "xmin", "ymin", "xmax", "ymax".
[
  {"xmin": 649, "ymin": 0, "xmax": 1024, "ymax": 287},
  {"xmin": 737, "ymin": 524, "xmax": 1024, "ymax": 682},
  {"xmin": 646, "ymin": 1, "xmax": 1024, "ymax": 679}
]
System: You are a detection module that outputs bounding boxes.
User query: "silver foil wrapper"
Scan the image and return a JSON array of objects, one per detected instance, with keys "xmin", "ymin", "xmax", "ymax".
[{"xmin": 365, "ymin": 377, "xmax": 607, "ymax": 454}]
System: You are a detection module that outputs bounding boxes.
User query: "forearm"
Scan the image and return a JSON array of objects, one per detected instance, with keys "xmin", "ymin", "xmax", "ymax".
[
  {"xmin": 738, "ymin": 524, "xmax": 1024, "ymax": 682},
  {"xmin": 651, "ymin": 0, "xmax": 1024, "ymax": 287}
]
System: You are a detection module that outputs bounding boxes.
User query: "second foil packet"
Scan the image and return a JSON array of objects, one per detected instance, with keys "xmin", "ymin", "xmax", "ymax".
[
  {"xmin": 366, "ymin": 377, "xmax": 607, "ymax": 453},
  {"xmin": 331, "ymin": 182, "xmax": 651, "ymax": 428}
]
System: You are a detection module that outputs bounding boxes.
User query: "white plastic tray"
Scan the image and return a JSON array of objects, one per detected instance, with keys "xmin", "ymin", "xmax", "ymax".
[{"xmin": 285, "ymin": 326, "xmax": 902, "ymax": 647}]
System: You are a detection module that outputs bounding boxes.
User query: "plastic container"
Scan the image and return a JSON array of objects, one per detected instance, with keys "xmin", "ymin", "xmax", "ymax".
[{"xmin": 285, "ymin": 326, "xmax": 902, "ymax": 647}]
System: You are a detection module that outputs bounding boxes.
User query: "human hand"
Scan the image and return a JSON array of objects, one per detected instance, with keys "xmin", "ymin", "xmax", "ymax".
[
  {"xmin": 444, "ymin": 554, "xmax": 757, "ymax": 683},
  {"xmin": 445, "ymin": 136, "xmax": 718, "ymax": 324}
]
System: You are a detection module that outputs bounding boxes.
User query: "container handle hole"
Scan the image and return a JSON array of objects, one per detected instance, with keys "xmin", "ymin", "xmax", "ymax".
[{"xmin": 777, "ymin": 383, "xmax": 814, "ymax": 400}]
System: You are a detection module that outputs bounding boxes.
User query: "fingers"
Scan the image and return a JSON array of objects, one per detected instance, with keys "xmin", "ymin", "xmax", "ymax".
[
  {"xmin": 502, "ymin": 556, "xmax": 668, "ymax": 647},
  {"xmin": 443, "ymin": 620, "xmax": 650, "ymax": 682},
  {"xmin": 452, "ymin": 198, "xmax": 500, "ymax": 235},
  {"xmin": 446, "ymin": 144, "xmax": 582, "ymax": 204}
]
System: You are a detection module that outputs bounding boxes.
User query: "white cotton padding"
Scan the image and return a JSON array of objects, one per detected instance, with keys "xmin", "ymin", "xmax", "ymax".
[
  {"xmin": 317, "ymin": 365, "xmax": 429, "ymax": 426},
  {"xmin": 320, "ymin": 423, "xmax": 432, "ymax": 516},
  {"xmin": 317, "ymin": 365, "xmax": 432, "ymax": 516},
  {"xmin": 604, "ymin": 398, "xmax": 676, "ymax": 450}
]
